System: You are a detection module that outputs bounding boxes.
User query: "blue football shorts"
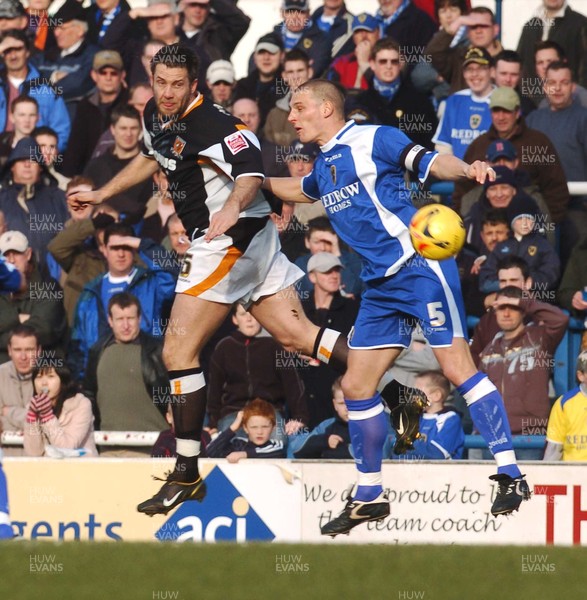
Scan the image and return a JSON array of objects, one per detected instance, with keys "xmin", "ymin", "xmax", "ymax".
[{"xmin": 349, "ymin": 255, "xmax": 467, "ymax": 349}]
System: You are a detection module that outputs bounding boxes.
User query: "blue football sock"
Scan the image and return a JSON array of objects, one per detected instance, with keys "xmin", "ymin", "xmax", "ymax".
[
  {"xmin": 458, "ymin": 372, "xmax": 521, "ymax": 478},
  {"xmin": 346, "ymin": 393, "xmax": 388, "ymax": 502}
]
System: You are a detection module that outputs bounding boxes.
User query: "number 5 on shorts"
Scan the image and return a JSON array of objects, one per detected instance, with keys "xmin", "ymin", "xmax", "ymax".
[
  {"xmin": 180, "ymin": 253, "xmax": 193, "ymax": 278},
  {"xmin": 427, "ymin": 301, "xmax": 446, "ymax": 327}
]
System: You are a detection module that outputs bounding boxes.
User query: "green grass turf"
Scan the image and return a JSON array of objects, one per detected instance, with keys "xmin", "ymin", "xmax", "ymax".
[{"xmin": 1, "ymin": 542, "xmax": 586, "ymax": 600}]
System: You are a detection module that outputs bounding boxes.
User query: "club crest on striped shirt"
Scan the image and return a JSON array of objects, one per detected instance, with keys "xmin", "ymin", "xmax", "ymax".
[
  {"xmin": 330, "ymin": 165, "xmax": 336, "ymax": 185},
  {"xmin": 172, "ymin": 136, "xmax": 186, "ymax": 158}
]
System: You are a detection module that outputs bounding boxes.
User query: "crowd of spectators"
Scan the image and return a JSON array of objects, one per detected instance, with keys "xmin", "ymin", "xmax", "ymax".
[{"xmin": 1, "ymin": 0, "xmax": 587, "ymax": 462}]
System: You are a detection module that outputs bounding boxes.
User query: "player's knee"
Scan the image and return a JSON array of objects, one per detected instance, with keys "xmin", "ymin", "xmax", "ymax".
[{"xmin": 341, "ymin": 373, "xmax": 374, "ymax": 400}]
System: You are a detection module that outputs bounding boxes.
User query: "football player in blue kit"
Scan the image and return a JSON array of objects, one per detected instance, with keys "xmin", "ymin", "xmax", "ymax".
[
  {"xmin": 67, "ymin": 44, "xmax": 426, "ymax": 517},
  {"xmin": 264, "ymin": 79, "xmax": 531, "ymax": 536}
]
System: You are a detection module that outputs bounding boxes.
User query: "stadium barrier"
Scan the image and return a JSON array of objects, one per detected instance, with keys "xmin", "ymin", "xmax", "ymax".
[
  {"xmin": 4, "ymin": 458, "xmax": 587, "ymax": 545},
  {"xmin": 1, "ymin": 431, "xmax": 547, "ymax": 450}
]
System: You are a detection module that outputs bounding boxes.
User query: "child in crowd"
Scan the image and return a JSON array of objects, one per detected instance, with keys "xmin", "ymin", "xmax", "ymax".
[
  {"xmin": 479, "ymin": 198, "xmax": 560, "ymax": 294},
  {"xmin": 205, "ymin": 398, "xmax": 286, "ymax": 463},
  {"xmin": 289, "ymin": 377, "xmax": 352, "ymax": 459},
  {"xmin": 394, "ymin": 371, "xmax": 465, "ymax": 460},
  {"xmin": 23, "ymin": 363, "xmax": 97, "ymax": 457}
]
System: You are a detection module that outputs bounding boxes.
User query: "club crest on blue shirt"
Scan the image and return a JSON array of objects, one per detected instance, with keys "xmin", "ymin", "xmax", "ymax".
[
  {"xmin": 469, "ymin": 114, "xmax": 482, "ymax": 129},
  {"xmin": 172, "ymin": 136, "xmax": 186, "ymax": 158},
  {"xmin": 330, "ymin": 165, "xmax": 336, "ymax": 185}
]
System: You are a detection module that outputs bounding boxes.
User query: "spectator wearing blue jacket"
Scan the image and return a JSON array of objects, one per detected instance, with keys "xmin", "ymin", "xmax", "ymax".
[
  {"xmin": 393, "ymin": 371, "xmax": 465, "ymax": 460},
  {"xmin": 0, "ymin": 29, "xmax": 71, "ymax": 152},
  {"xmin": 69, "ymin": 222, "xmax": 175, "ymax": 380},
  {"xmin": 31, "ymin": 2, "xmax": 98, "ymax": 121}
]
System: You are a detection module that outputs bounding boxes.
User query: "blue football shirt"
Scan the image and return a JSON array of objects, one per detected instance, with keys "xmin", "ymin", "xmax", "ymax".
[
  {"xmin": 432, "ymin": 89, "xmax": 492, "ymax": 159},
  {"xmin": 301, "ymin": 121, "xmax": 438, "ymax": 281}
]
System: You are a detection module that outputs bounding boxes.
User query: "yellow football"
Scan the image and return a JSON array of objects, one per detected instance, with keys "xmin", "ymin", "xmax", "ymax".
[{"xmin": 409, "ymin": 203, "xmax": 466, "ymax": 261}]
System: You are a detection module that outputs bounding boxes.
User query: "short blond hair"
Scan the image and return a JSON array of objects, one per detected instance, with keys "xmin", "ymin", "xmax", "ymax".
[{"xmin": 294, "ymin": 79, "xmax": 346, "ymax": 119}]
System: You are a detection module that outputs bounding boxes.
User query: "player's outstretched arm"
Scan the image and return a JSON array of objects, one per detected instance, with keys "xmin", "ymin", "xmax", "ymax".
[
  {"xmin": 67, "ymin": 154, "xmax": 159, "ymax": 212},
  {"xmin": 262, "ymin": 177, "xmax": 313, "ymax": 203},
  {"xmin": 430, "ymin": 155, "xmax": 496, "ymax": 185}
]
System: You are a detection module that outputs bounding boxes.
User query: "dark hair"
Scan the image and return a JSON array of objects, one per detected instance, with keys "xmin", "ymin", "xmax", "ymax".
[
  {"xmin": 306, "ymin": 216, "xmax": 335, "ymax": 238},
  {"xmin": 470, "ymin": 6, "xmax": 495, "ymax": 24},
  {"xmin": 103, "ymin": 222, "xmax": 135, "ymax": 246},
  {"xmin": 496, "ymin": 285, "xmax": 524, "ymax": 300},
  {"xmin": 481, "ymin": 209, "xmax": 509, "ymax": 228},
  {"xmin": 8, "ymin": 324, "xmax": 39, "ymax": 346},
  {"xmin": 496, "ymin": 255, "xmax": 530, "ymax": 280},
  {"xmin": 151, "ymin": 43, "xmax": 200, "ymax": 83},
  {"xmin": 415, "ymin": 370, "xmax": 451, "ymax": 401},
  {"xmin": 434, "ymin": 0, "xmax": 467, "ymax": 18},
  {"xmin": 370, "ymin": 37, "xmax": 401, "ymax": 61},
  {"xmin": 10, "ymin": 94, "xmax": 39, "ymax": 114},
  {"xmin": 494, "ymin": 50, "xmax": 521, "ymax": 66},
  {"xmin": 545, "ymin": 60, "xmax": 573, "ymax": 78},
  {"xmin": 0, "ymin": 29, "xmax": 30, "ymax": 52},
  {"xmin": 534, "ymin": 40, "xmax": 566, "ymax": 61},
  {"xmin": 110, "ymin": 104, "xmax": 141, "ymax": 126},
  {"xmin": 31, "ymin": 361, "xmax": 78, "ymax": 419},
  {"xmin": 284, "ymin": 48, "xmax": 311, "ymax": 67},
  {"xmin": 108, "ymin": 291, "xmax": 141, "ymax": 317},
  {"xmin": 33, "ymin": 126, "xmax": 58, "ymax": 140}
]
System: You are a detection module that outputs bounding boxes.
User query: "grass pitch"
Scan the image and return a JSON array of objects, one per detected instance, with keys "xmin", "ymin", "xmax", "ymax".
[{"xmin": 2, "ymin": 542, "xmax": 586, "ymax": 600}]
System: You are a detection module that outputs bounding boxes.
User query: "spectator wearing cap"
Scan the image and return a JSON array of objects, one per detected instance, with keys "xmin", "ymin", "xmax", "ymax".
[
  {"xmin": 265, "ymin": 48, "xmax": 313, "ymax": 147},
  {"xmin": 463, "ymin": 165, "xmax": 544, "ymax": 255},
  {"xmin": 0, "ymin": 137, "xmax": 69, "ymax": 275},
  {"xmin": 479, "ymin": 196, "xmax": 560, "ymax": 295},
  {"xmin": 527, "ymin": 61, "xmax": 587, "ymax": 264},
  {"xmin": 432, "ymin": 46, "xmax": 494, "ymax": 159},
  {"xmin": 374, "ymin": 0, "xmax": 436, "ymax": 67},
  {"xmin": 61, "ymin": 49, "xmax": 128, "ymax": 178},
  {"xmin": 545, "ymin": 350, "xmax": 587, "ymax": 462},
  {"xmin": 31, "ymin": 1, "xmax": 98, "ymax": 120},
  {"xmin": 479, "ymin": 285, "xmax": 568, "ymax": 456},
  {"xmin": 262, "ymin": 0, "xmax": 332, "ymax": 78},
  {"xmin": 234, "ymin": 33, "xmax": 284, "ymax": 129},
  {"xmin": 0, "ymin": 29, "xmax": 71, "ymax": 152},
  {"xmin": 411, "ymin": 1, "xmax": 468, "ymax": 105},
  {"xmin": 346, "ymin": 37, "xmax": 438, "ymax": 148},
  {"xmin": 294, "ymin": 216, "xmax": 363, "ymax": 299},
  {"xmin": 0, "ymin": 0, "xmax": 27, "ymax": 33},
  {"xmin": 326, "ymin": 12, "xmax": 380, "ymax": 91},
  {"xmin": 206, "ymin": 60, "xmax": 235, "ymax": 109},
  {"xmin": 424, "ymin": 5, "xmax": 502, "ymax": 94},
  {"xmin": 460, "ymin": 139, "xmax": 553, "ymax": 244},
  {"xmin": 177, "ymin": 0, "xmax": 250, "ymax": 62},
  {"xmin": 455, "ymin": 85, "xmax": 569, "ymax": 225},
  {"xmin": 310, "ymin": 0, "xmax": 354, "ymax": 61},
  {"xmin": 301, "ymin": 251, "xmax": 359, "ymax": 427},
  {"xmin": 0, "ymin": 230, "xmax": 67, "ymax": 366}
]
